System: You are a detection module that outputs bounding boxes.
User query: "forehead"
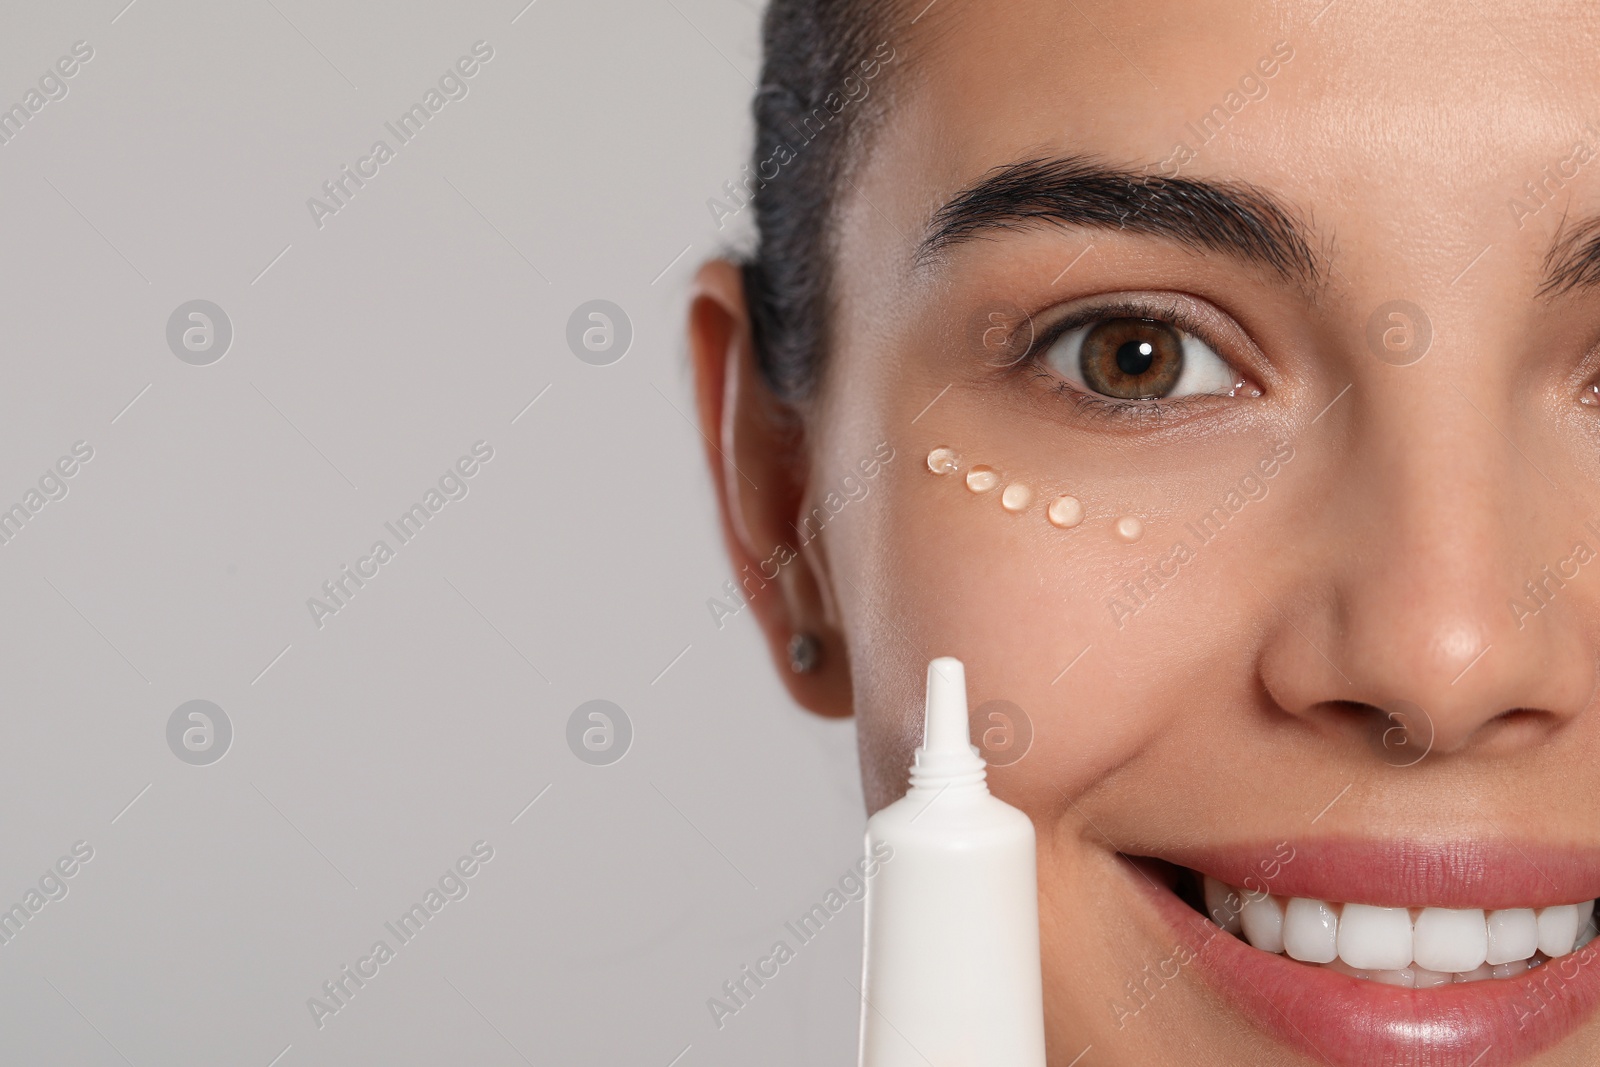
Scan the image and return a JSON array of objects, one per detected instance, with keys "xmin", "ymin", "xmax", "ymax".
[{"xmin": 868, "ymin": 0, "xmax": 1600, "ymax": 268}]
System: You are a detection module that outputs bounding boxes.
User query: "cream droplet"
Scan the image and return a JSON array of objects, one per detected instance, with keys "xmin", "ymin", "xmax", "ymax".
[
  {"xmin": 965, "ymin": 465, "xmax": 998, "ymax": 493},
  {"xmin": 1001, "ymin": 483, "xmax": 1032, "ymax": 512},
  {"xmin": 1115, "ymin": 515, "xmax": 1144, "ymax": 543},
  {"xmin": 926, "ymin": 447, "xmax": 960, "ymax": 474},
  {"xmin": 1047, "ymin": 495, "xmax": 1084, "ymax": 528}
]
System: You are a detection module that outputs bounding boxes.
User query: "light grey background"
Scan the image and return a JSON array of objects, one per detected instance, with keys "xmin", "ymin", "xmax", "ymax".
[{"xmin": 0, "ymin": 1, "xmax": 867, "ymax": 1063}]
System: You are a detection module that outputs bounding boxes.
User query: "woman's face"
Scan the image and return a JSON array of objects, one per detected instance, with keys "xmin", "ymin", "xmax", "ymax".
[{"xmin": 697, "ymin": 0, "xmax": 1600, "ymax": 1062}]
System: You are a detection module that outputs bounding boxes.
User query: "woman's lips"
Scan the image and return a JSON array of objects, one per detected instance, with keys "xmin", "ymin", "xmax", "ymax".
[{"xmin": 1121, "ymin": 845, "xmax": 1600, "ymax": 1066}]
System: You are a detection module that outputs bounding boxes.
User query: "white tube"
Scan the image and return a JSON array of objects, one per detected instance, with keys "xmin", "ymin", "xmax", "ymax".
[{"xmin": 858, "ymin": 656, "xmax": 1047, "ymax": 1066}]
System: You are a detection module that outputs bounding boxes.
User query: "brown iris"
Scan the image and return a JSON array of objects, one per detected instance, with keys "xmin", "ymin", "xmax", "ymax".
[{"xmin": 1079, "ymin": 318, "xmax": 1185, "ymax": 399}]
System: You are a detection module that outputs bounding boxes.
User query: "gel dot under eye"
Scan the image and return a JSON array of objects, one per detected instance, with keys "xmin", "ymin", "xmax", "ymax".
[
  {"xmin": 927, "ymin": 447, "xmax": 960, "ymax": 474},
  {"xmin": 1001, "ymin": 483, "xmax": 1032, "ymax": 512},
  {"xmin": 1115, "ymin": 515, "xmax": 1144, "ymax": 543},
  {"xmin": 966, "ymin": 465, "xmax": 999, "ymax": 493},
  {"xmin": 1048, "ymin": 495, "xmax": 1084, "ymax": 528}
]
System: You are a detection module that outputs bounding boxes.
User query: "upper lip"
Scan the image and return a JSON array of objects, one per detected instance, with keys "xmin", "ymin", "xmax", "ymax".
[{"xmin": 1150, "ymin": 838, "xmax": 1600, "ymax": 909}]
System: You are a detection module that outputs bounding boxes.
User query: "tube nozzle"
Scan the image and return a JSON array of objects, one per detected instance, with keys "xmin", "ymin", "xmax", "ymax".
[{"xmin": 922, "ymin": 657, "xmax": 971, "ymax": 754}]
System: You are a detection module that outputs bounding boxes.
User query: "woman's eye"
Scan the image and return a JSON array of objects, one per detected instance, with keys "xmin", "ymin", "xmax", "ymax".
[{"xmin": 1039, "ymin": 316, "xmax": 1240, "ymax": 401}]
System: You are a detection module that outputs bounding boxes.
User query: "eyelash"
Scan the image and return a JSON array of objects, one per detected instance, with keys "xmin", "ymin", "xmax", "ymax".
[
  {"xmin": 998, "ymin": 294, "xmax": 1248, "ymax": 423},
  {"xmin": 1023, "ymin": 365, "xmax": 1181, "ymax": 424}
]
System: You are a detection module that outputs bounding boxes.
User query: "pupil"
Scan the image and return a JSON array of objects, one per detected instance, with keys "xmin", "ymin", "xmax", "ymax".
[{"xmin": 1116, "ymin": 339, "xmax": 1155, "ymax": 376}]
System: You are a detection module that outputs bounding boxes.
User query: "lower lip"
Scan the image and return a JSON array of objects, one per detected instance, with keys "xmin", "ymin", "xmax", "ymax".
[{"xmin": 1130, "ymin": 863, "xmax": 1600, "ymax": 1065}]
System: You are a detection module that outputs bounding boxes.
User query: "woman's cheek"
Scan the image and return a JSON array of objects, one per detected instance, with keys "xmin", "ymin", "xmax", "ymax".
[
  {"xmin": 844, "ymin": 442, "xmax": 1173, "ymax": 805},
  {"xmin": 843, "ymin": 429, "xmax": 1290, "ymax": 810}
]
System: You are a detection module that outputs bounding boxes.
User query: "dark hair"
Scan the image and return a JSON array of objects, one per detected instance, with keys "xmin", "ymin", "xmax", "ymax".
[{"xmin": 741, "ymin": 1, "xmax": 897, "ymax": 406}]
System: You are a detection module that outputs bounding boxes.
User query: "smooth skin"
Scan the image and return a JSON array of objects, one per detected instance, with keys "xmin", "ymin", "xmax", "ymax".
[{"xmin": 690, "ymin": 0, "xmax": 1600, "ymax": 1062}]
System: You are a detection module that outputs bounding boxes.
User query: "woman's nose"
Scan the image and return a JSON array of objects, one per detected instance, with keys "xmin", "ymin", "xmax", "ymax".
[{"xmin": 1258, "ymin": 379, "xmax": 1597, "ymax": 758}]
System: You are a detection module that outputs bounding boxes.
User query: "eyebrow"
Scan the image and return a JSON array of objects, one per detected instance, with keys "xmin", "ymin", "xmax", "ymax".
[
  {"xmin": 916, "ymin": 155, "xmax": 1324, "ymax": 291},
  {"xmin": 1540, "ymin": 215, "xmax": 1600, "ymax": 297}
]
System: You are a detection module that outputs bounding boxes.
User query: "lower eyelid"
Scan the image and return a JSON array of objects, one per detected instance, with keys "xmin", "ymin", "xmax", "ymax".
[{"xmin": 1020, "ymin": 363, "xmax": 1191, "ymax": 421}]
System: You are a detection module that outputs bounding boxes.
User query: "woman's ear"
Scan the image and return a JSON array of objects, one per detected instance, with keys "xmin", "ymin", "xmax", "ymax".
[{"xmin": 687, "ymin": 259, "xmax": 852, "ymax": 719}]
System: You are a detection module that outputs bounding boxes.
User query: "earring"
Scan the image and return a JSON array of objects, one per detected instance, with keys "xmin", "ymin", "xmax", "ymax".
[{"xmin": 787, "ymin": 632, "xmax": 822, "ymax": 674}]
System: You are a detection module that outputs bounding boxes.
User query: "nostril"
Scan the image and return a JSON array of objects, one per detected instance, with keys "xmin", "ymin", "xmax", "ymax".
[
  {"xmin": 1477, "ymin": 706, "xmax": 1563, "ymax": 747},
  {"xmin": 1316, "ymin": 697, "xmax": 1394, "ymax": 731},
  {"xmin": 1319, "ymin": 700, "xmax": 1381, "ymax": 730},
  {"xmin": 1300, "ymin": 700, "xmax": 1438, "ymax": 765}
]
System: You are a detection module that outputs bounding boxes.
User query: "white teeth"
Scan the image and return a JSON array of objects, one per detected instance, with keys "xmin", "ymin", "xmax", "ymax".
[
  {"xmin": 1412, "ymin": 967, "xmax": 1454, "ymax": 988},
  {"xmin": 1204, "ymin": 876, "xmax": 1242, "ymax": 935},
  {"xmin": 1368, "ymin": 967, "xmax": 1414, "ymax": 988},
  {"xmin": 1412, "ymin": 908, "xmax": 1488, "ymax": 973},
  {"xmin": 1485, "ymin": 909, "xmax": 1539, "ymax": 965},
  {"xmin": 1282, "ymin": 897, "xmax": 1339, "ymax": 964},
  {"xmin": 1336, "ymin": 904, "xmax": 1413, "ymax": 971},
  {"xmin": 1577, "ymin": 900, "xmax": 1596, "ymax": 949},
  {"xmin": 1492, "ymin": 959, "xmax": 1530, "ymax": 979},
  {"xmin": 1240, "ymin": 892, "xmax": 1285, "ymax": 954},
  {"xmin": 1538, "ymin": 904, "xmax": 1580, "ymax": 957},
  {"xmin": 1203, "ymin": 875, "xmax": 1599, "ymax": 984},
  {"xmin": 1325, "ymin": 958, "xmax": 1370, "ymax": 980}
]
